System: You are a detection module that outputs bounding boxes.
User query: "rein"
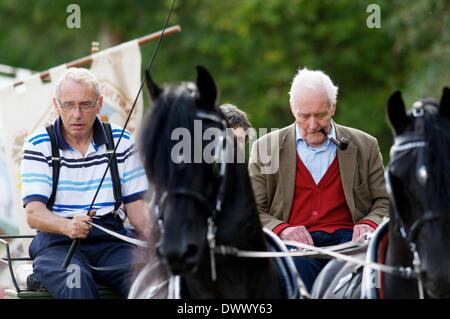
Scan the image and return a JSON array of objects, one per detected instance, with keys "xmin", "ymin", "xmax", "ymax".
[{"xmin": 214, "ymin": 233, "xmax": 417, "ymax": 280}]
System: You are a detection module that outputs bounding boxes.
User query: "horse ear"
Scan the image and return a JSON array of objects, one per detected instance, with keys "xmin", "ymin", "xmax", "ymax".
[
  {"xmin": 387, "ymin": 90, "xmax": 409, "ymax": 135},
  {"xmin": 196, "ymin": 65, "xmax": 219, "ymax": 110},
  {"xmin": 439, "ymin": 87, "xmax": 450, "ymax": 119},
  {"xmin": 145, "ymin": 69, "xmax": 162, "ymax": 101}
]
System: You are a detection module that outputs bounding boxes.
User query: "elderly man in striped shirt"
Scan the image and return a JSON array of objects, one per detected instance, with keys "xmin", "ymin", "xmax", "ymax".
[{"xmin": 20, "ymin": 68, "xmax": 152, "ymax": 298}]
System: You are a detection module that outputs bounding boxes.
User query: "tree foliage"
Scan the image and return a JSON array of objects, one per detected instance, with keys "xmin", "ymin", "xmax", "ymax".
[{"xmin": 0, "ymin": 0, "xmax": 448, "ymax": 162}]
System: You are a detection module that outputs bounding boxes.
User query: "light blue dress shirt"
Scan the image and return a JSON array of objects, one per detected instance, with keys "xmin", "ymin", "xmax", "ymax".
[{"xmin": 295, "ymin": 122, "xmax": 337, "ymax": 185}]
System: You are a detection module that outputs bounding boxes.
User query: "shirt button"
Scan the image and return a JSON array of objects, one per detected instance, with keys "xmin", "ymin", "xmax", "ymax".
[{"xmin": 312, "ymin": 211, "xmax": 318, "ymax": 216}]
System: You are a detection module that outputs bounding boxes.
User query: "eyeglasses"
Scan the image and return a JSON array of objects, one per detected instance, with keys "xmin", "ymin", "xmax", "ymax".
[{"xmin": 58, "ymin": 97, "xmax": 99, "ymax": 113}]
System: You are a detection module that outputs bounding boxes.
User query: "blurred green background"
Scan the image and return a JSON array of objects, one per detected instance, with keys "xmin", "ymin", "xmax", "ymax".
[{"xmin": 0, "ymin": 0, "xmax": 449, "ymax": 163}]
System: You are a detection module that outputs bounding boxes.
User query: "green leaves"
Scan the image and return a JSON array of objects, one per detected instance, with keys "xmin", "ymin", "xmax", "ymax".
[{"xmin": 1, "ymin": 0, "xmax": 447, "ymax": 163}]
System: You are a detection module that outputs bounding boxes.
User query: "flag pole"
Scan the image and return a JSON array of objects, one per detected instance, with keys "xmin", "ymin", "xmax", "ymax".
[{"xmin": 13, "ymin": 25, "xmax": 181, "ymax": 87}]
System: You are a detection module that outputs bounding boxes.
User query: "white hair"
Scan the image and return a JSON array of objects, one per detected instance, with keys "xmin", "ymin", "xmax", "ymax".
[
  {"xmin": 289, "ymin": 67, "xmax": 338, "ymax": 107},
  {"xmin": 55, "ymin": 67, "xmax": 100, "ymax": 99}
]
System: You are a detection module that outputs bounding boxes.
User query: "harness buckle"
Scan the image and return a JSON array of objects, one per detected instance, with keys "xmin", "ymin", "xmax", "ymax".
[{"xmin": 112, "ymin": 205, "xmax": 124, "ymax": 219}]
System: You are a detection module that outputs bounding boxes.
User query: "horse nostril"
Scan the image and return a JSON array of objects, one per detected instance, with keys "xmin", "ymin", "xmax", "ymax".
[
  {"xmin": 182, "ymin": 244, "xmax": 198, "ymax": 263},
  {"xmin": 161, "ymin": 242, "xmax": 199, "ymax": 274}
]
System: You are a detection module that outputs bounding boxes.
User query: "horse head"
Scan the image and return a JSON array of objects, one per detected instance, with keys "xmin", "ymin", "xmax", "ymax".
[
  {"xmin": 386, "ymin": 87, "xmax": 450, "ymax": 298},
  {"xmin": 140, "ymin": 66, "xmax": 286, "ymax": 298},
  {"xmin": 140, "ymin": 66, "xmax": 224, "ymax": 275}
]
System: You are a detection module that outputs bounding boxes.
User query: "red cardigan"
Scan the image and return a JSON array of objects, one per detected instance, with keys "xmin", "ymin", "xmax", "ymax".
[{"xmin": 273, "ymin": 155, "xmax": 377, "ymax": 235}]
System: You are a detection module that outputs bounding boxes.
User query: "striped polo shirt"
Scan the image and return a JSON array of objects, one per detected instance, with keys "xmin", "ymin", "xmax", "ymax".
[{"xmin": 20, "ymin": 116, "xmax": 148, "ymax": 219}]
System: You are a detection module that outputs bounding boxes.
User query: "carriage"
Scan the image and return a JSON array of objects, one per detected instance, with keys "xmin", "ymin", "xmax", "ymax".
[
  {"xmin": 0, "ymin": 234, "xmax": 122, "ymax": 299},
  {"xmin": 2, "ymin": 66, "xmax": 450, "ymax": 299},
  {"xmin": 129, "ymin": 66, "xmax": 450, "ymax": 299}
]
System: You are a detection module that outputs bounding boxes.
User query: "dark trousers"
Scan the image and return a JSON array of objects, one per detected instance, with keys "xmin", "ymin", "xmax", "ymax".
[
  {"xmin": 292, "ymin": 229, "xmax": 353, "ymax": 293},
  {"xmin": 29, "ymin": 214, "xmax": 142, "ymax": 299}
]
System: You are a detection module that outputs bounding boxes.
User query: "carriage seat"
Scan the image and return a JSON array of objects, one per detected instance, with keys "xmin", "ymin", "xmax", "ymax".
[
  {"xmin": 309, "ymin": 219, "xmax": 389, "ymax": 299},
  {"xmin": 2, "ymin": 226, "xmax": 139, "ymax": 299},
  {"xmin": 4, "ymin": 261, "xmax": 121, "ymax": 299},
  {"xmin": 263, "ymin": 228, "xmax": 304, "ymax": 299},
  {"xmin": 361, "ymin": 217, "xmax": 389, "ymax": 299}
]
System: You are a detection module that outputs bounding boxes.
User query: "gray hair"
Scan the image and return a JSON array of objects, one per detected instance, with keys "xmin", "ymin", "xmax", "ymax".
[
  {"xmin": 220, "ymin": 103, "xmax": 253, "ymax": 130},
  {"xmin": 289, "ymin": 67, "xmax": 338, "ymax": 107},
  {"xmin": 55, "ymin": 67, "xmax": 100, "ymax": 99}
]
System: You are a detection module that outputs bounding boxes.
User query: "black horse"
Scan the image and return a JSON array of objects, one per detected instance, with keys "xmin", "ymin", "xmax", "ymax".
[
  {"xmin": 137, "ymin": 66, "xmax": 299, "ymax": 298},
  {"xmin": 312, "ymin": 88, "xmax": 450, "ymax": 298}
]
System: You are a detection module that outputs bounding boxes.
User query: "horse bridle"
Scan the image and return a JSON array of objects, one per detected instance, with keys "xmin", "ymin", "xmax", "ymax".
[
  {"xmin": 155, "ymin": 109, "xmax": 229, "ymax": 281},
  {"xmin": 385, "ymin": 100, "xmax": 440, "ymax": 298}
]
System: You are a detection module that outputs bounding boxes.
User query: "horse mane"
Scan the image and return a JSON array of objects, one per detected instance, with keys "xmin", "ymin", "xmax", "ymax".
[
  {"xmin": 421, "ymin": 100, "xmax": 450, "ymax": 210},
  {"xmin": 139, "ymin": 82, "xmax": 199, "ymax": 190}
]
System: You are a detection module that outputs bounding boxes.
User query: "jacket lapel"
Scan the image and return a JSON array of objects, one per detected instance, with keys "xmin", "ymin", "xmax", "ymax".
[
  {"xmin": 336, "ymin": 124, "xmax": 356, "ymax": 215},
  {"xmin": 280, "ymin": 123, "xmax": 297, "ymax": 221}
]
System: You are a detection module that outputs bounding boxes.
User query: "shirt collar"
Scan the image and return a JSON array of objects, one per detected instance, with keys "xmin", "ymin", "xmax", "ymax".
[
  {"xmin": 295, "ymin": 121, "xmax": 337, "ymax": 148},
  {"xmin": 54, "ymin": 116, "xmax": 107, "ymax": 151}
]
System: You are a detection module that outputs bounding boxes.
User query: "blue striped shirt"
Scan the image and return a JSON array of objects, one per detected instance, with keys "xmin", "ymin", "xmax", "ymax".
[{"xmin": 20, "ymin": 117, "xmax": 148, "ymax": 218}]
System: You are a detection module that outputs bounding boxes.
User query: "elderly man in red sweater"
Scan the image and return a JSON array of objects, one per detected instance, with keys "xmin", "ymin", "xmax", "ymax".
[{"xmin": 249, "ymin": 67, "xmax": 389, "ymax": 293}]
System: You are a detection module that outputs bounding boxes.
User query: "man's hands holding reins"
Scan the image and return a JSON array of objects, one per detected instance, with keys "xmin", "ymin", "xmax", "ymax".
[
  {"xmin": 279, "ymin": 226, "xmax": 314, "ymax": 245},
  {"xmin": 63, "ymin": 210, "xmax": 96, "ymax": 239},
  {"xmin": 279, "ymin": 224, "xmax": 374, "ymax": 245}
]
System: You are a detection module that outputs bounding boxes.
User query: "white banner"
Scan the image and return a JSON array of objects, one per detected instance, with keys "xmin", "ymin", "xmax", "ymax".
[
  {"xmin": 0, "ymin": 135, "xmax": 15, "ymax": 234},
  {"xmin": 0, "ymin": 64, "xmax": 33, "ymax": 90},
  {"xmin": 0, "ymin": 67, "xmax": 33, "ymax": 235},
  {"xmin": 0, "ymin": 40, "xmax": 143, "ymax": 235},
  {"xmin": 91, "ymin": 39, "xmax": 143, "ymax": 134},
  {"xmin": 0, "ymin": 72, "xmax": 58, "ymax": 235}
]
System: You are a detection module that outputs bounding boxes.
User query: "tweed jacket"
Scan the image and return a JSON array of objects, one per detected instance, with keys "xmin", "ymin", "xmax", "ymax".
[{"xmin": 248, "ymin": 122, "xmax": 389, "ymax": 231}]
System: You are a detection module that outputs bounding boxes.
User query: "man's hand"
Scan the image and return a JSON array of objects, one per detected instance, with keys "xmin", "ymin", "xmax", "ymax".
[
  {"xmin": 352, "ymin": 224, "xmax": 374, "ymax": 241},
  {"xmin": 279, "ymin": 226, "xmax": 314, "ymax": 246},
  {"xmin": 63, "ymin": 210, "xmax": 96, "ymax": 239}
]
